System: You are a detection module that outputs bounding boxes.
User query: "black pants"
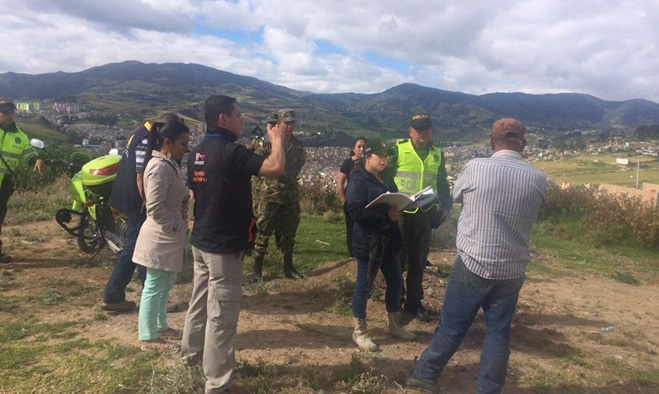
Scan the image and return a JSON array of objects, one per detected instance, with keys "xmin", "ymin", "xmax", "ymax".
[
  {"xmin": 343, "ymin": 203, "xmax": 354, "ymax": 257},
  {"xmin": 400, "ymin": 210, "xmax": 432, "ymax": 307},
  {"xmin": 0, "ymin": 175, "xmax": 16, "ymax": 250}
]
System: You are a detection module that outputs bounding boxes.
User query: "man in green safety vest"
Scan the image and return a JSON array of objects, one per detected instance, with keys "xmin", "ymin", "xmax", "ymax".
[
  {"xmin": 0, "ymin": 99, "xmax": 45, "ymax": 264},
  {"xmin": 386, "ymin": 113, "xmax": 451, "ymax": 322}
]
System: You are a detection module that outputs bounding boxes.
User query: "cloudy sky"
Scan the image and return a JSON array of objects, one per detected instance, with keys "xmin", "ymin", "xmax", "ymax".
[{"xmin": 4, "ymin": 0, "xmax": 659, "ymax": 102}]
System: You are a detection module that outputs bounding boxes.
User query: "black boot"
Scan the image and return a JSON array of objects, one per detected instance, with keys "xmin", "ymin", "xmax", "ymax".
[
  {"xmin": 247, "ymin": 255, "xmax": 264, "ymax": 284},
  {"xmin": 283, "ymin": 253, "xmax": 304, "ymax": 279}
]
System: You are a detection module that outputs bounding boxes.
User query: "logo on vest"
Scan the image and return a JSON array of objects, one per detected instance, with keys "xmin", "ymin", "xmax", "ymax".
[{"xmin": 194, "ymin": 152, "xmax": 206, "ymax": 165}]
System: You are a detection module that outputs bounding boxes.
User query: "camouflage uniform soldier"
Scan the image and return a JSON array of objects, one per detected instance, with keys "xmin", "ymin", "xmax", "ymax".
[{"xmin": 248, "ymin": 109, "xmax": 306, "ymax": 282}]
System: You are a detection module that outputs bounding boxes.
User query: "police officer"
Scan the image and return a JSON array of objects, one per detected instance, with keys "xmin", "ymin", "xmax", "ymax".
[
  {"xmin": 0, "ymin": 99, "xmax": 45, "ymax": 264},
  {"xmin": 387, "ymin": 113, "xmax": 451, "ymax": 322},
  {"xmin": 248, "ymin": 109, "xmax": 306, "ymax": 282}
]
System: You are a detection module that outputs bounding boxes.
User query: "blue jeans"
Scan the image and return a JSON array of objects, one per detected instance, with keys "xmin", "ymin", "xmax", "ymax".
[
  {"xmin": 412, "ymin": 256, "xmax": 525, "ymax": 394},
  {"xmin": 103, "ymin": 212, "xmax": 147, "ymax": 304},
  {"xmin": 352, "ymin": 252, "xmax": 403, "ymax": 318}
]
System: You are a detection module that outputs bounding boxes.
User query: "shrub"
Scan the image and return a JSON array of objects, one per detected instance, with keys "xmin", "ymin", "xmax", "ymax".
[
  {"xmin": 299, "ymin": 180, "xmax": 342, "ymax": 215},
  {"xmin": 540, "ymin": 181, "xmax": 659, "ymax": 248}
]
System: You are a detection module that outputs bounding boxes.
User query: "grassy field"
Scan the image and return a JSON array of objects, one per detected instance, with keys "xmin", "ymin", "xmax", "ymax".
[
  {"xmin": 533, "ymin": 153, "xmax": 659, "ymax": 185},
  {"xmin": 17, "ymin": 119, "xmax": 69, "ymax": 141}
]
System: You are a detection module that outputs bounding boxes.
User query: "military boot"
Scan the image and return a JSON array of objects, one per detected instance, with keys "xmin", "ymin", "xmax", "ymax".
[
  {"xmin": 352, "ymin": 318, "xmax": 379, "ymax": 352},
  {"xmin": 388, "ymin": 312, "xmax": 416, "ymax": 340},
  {"xmin": 247, "ymin": 255, "xmax": 264, "ymax": 284},
  {"xmin": 283, "ymin": 253, "xmax": 304, "ymax": 279}
]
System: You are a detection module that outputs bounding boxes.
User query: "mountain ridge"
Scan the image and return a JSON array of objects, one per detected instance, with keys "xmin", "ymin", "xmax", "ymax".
[{"xmin": 1, "ymin": 61, "xmax": 657, "ymax": 134}]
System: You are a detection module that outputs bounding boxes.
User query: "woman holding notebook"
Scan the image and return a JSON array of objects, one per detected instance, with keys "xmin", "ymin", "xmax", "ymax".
[{"xmin": 345, "ymin": 140, "xmax": 415, "ymax": 352}]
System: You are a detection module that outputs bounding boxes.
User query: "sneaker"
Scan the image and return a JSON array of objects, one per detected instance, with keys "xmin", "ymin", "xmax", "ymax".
[
  {"xmin": 403, "ymin": 303, "xmax": 434, "ymax": 323},
  {"xmin": 100, "ymin": 300, "xmax": 136, "ymax": 312},
  {"xmin": 405, "ymin": 372, "xmax": 439, "ymax": 393},
  {"xmin": 0, "ymin": 253, "xmax": 12, "ymax": 264}
]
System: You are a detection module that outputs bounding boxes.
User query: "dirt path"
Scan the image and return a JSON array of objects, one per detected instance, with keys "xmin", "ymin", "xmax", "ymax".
[{"xmin": 1, "ymin": 220, "xmax": 658, "ymax": 393}]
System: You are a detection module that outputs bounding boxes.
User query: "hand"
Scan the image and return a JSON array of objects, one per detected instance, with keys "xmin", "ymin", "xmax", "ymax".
[
  {"xmin": 339, "ymin": 195, "xmax": 346, "ymax": 206},
  {"xmin": 388, "ymin": 207, "xmax": 401, "ymax": 221},
  {"xmin": 33, "ymin": 159, "xmax": 45, "ymax": 177},
  {"xmin": 266, "ymin": 120, "xmax": 284, "ymax": 143}
]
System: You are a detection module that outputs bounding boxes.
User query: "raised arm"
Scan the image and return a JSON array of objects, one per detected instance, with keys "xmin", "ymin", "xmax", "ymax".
[{"xmin": 258, "ymin": 121, "xmax": 285, "ymax": 177}]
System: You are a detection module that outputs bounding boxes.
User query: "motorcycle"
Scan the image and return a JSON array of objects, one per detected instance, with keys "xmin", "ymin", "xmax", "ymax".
[{"xmin": 31, "ymin": 139, "xmax": 128, "ymax": 255}]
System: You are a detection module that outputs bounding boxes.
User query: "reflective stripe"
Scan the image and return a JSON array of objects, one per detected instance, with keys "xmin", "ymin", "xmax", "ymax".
[
  {"xmin": 394, "ymin": 171, "xmax": 421, "ymax": 179},
  {"xmin": 0, "ymin": 151, "xmax": 21, "ymax": 159}
]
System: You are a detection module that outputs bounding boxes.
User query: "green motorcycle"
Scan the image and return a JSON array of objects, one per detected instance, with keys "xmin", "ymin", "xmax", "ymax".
[{"xmin": 50, "ymin": 146, "xmax": 127, "ymax": 254}]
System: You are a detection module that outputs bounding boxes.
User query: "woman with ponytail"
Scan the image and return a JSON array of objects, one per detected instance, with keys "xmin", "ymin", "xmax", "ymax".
[
  {"xmin": 132, "ymin": 120, "xmax": 191, "ymax": 350},
  {"xmin": 337, "ymin": 137, "xmax": 367, "ymax": 257}
]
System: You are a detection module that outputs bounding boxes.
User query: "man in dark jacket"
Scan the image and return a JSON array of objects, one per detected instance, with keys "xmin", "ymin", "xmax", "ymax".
[{"xmin": 181, "ymin": 95, "xmax": 285, "ymax": 393}]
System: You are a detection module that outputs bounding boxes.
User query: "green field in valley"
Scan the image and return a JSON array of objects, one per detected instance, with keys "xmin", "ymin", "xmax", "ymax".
[
  {"xmin": 532, "ymin": 153, "xmax": 659, "ymax": 186},
  {"xmin": 17, "ymin": 119, "xmax": 68, "ymax": 142}
]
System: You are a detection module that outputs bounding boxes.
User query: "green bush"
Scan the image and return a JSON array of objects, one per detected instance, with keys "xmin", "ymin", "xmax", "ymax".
[{"xmin": 13, "ymin": 142, "xmax": 78, "ymax": 192}]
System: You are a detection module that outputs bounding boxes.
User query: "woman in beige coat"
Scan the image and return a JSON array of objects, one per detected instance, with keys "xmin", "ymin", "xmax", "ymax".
[{"xmin": 132, "ymin": 120, "xmax": 190, "ymax": 350}]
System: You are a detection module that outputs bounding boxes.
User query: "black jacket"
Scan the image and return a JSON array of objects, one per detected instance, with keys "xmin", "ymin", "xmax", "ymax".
[{"xmin": 346, "ymin": 167, "xmax": 401, "ymax": 259}]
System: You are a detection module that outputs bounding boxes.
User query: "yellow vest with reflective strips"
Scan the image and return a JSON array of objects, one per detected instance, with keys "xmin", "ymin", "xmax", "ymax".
[
  {"xmin": 393, "ymin": 139, "xmax": 442, "ymax": 193},
  {"xmin": 0, "ymin": 124, "xmax": 38, "ymax": 183}
]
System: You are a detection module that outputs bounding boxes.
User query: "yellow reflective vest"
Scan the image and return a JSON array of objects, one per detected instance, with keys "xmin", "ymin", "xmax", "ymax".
[
  {"xmin": 393, "ymin": 140, "xmax": 443, "ymax": 194},
  {"xmin": 0, "ymin": 123, "xmax": 38, "ymax": 183}
]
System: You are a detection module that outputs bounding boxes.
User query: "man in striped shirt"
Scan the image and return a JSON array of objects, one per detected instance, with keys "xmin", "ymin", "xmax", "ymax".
[{"xmin": 404, "ymin": 118, "xmax": 547, "ymax": 393}]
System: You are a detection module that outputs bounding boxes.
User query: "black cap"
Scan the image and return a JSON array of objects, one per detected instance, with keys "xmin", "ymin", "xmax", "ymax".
[
  {"xmin": 0, "ymin": 99, "xmax": 16, "ymax": 112},
  {"xmin": 410, "ymin": 113, "xmax": 432, "ymax": 130},
  {"xmin": 364, "ymin": 140, "xmax": 394, "ymax": 156}
]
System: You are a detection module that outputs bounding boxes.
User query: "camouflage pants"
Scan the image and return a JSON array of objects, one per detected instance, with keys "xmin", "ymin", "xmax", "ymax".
[{"xmin": 253, "ymin": 200, "xmax": 301, "ymax": 258}]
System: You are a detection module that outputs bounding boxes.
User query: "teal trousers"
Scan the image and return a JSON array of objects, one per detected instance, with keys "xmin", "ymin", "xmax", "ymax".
[{"xmin": 138, "ymin": 267, "xmax": 177, "ymax": 341}]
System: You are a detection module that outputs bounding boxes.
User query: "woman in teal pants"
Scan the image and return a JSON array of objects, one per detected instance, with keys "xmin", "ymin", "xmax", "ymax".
[{"xmin": 132, "ymin": 120, "xmax": 190, "ymax": 350}]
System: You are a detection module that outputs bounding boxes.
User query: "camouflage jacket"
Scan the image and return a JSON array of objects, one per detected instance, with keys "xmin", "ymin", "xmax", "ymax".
[{"xmin": 253, "ymin": 134, "xmax": 306, "ymax": 202}]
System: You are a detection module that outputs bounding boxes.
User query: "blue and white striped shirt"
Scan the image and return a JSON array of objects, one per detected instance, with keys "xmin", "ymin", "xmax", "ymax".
[{"xmin": 453, "ymin": 150, "xmax": 547, "ymax": 279}]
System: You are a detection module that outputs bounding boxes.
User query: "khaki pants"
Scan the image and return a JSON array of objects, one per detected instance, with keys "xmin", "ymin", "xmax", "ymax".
[{"xmin": 181, "ymin": 246, "xmax": 244, "ymax": 393}]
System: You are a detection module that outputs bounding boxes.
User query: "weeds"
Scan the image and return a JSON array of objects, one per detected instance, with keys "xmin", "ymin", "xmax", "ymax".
[
  {"xmin": 235, "ymin": 359, "xmax": 280, "ymax": 392},
  {"xmin": 29, "ymin": 288, "xmax": 66, "ymax": 305},
  {"xmin": 540, "ymin": 182, "xmax": 659, "ymax": 248},
  {"xmin": 334, "ymin": 355, "xmax": 387, "ymax": 393},
  {"xmin": 299, "ymin": 181, "xmax": 342, "ymax": 215},
  {"xmin": 612, "ymin": 271, "xmax": 641, "ymax": 286},
  {"xmin": 147, "ymin": 362, "xmax": 205, "ymax": 394}
]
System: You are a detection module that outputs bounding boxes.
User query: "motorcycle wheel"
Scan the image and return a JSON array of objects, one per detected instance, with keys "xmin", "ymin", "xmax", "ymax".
[{"xmin": 77, "ymin": 212, "xmax": 103, "ymax": 254}]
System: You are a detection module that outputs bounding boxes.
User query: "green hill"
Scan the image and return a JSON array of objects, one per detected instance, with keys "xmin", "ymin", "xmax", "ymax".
[{"xmin": 2, "ymin": 61, "xmax": 659, "ymax": 140}]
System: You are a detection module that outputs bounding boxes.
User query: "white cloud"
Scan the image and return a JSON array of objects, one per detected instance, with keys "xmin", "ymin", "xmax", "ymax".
[{"xmin": 1, "ymin": 0, "xmax": 658, "ymax": 102}]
